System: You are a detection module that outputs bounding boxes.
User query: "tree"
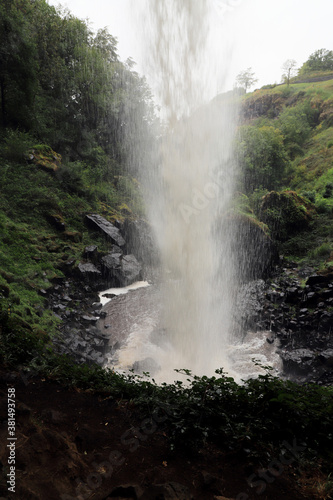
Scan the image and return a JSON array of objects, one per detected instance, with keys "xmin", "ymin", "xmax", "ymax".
[
  {"xmin": 281, "ymin": 59, "xmax": 297, "ymax": 86},
  {"xmin": 299, "ymin": 49, "xmax": 333, "ymax": 75},
  {"xmin": 236, "ymin": 125, "xmax": 288, "ymax": 193},
  {"xmin": 235, "ymin": 67, "xmax": 258, "ymax": 93},
  {"xmin": 0, "ymin": 0, "xmax": 38, "ymax": 129}
]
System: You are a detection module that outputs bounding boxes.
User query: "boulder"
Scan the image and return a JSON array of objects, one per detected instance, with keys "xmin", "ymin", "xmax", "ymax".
[
  {"xmin": 85, "ymin": 214, "xmax": 125, "ymax": 247},
  {"xmin": 318, "ymin": 349, "xmax": 333, "ymax": 365},
  {"xmin": 77, "ymin": 262, "xmax": 102, "ymax": 281},
  {"xmin": 102, "ymin": 253, "xmax": 141, "ymax": 287},
  {"xmin": 101, "ymin": 252, "xmax": 122, "ymax": 271},
  {"xmin": 83, "ymin": 245, "xmax": 98, "ymax": 261},
  {"xmin": 280, "ymin": 348, "xmax": 315, "ymax": 374},
  {"xmin": 132, "ymin": 357, "xmax": 160, "ymax": 374},
  {"xmin": 119, "ymin": 254, "xmax": 142, "ymax": 286},
  {"xmin": 306, "ymin": 272, "xmax": 333, "ymax": 287}
]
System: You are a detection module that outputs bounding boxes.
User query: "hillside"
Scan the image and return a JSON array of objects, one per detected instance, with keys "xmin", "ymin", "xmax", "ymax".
[{"xmin": 238, "ymin": 79, "xmax": 333, "ymax": 268}]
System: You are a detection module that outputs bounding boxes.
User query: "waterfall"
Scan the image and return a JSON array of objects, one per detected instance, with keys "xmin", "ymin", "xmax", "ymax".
[
  {"xmin": 102, "ymin": 1, "xmax": 282, "ymax": 382},
  {"xmin": 139, "ymin": 0, "xmax": 240, "ymax": 377}
]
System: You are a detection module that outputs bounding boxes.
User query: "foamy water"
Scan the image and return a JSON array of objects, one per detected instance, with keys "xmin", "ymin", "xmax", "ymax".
[
  {"xmin": 101, "ymin": 286, "xmax": 281, "ymax": 385},
  {"xmin": 99, "ymin": 281, "xmax": 150, "ymax": 306}
]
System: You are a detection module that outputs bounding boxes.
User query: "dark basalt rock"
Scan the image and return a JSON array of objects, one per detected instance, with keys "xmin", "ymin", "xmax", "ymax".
[
  {"xmin": 83, "ymin": 245, "xmax": 98, "ymax": 261},
  {"xmin": 101, "ymin": 252, "xmax": 122, "ymax": 271},
  {"xmin": 77, "ymin": 262, "xmax": 102, "ymax": 282},
  {"xmin": 119, "ymin": 254, "xmax": 142, "ymax": 286},
  {"xmin": 85, "ymin": 214, "xmax": 125, "ymax": 246},
  {"xmin": 101, "ymin": 252, "xmax": 142, "ymax": 287}
]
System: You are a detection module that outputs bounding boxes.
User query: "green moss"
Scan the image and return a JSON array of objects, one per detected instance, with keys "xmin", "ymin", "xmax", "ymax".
[
  {"xmin": 29, "ymin": 144, "xmax": 62, "ymax": 172},
  {"xmin": 261, "ymin": 190, "xmax": 315, "ymax": 241}
]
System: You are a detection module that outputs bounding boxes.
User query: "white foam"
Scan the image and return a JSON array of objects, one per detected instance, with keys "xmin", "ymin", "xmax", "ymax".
[{"xmin": 98, "ymin": 281, "xmax": 150, "ymax": 305}]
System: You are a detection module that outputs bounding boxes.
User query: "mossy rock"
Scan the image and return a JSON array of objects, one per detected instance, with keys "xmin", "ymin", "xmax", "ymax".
[
  {"xmin": 261, "ymin": 190, "xmax": 315, "ymax": 241},
  {"xmin": 28, "ymin": 144, "xmax": 62, "ymax": 173},
  {"xmin": 118, "ymin": 203, "xmax": 133, "ymax": 216},
  {"xmin": 217, "ymin": 211, "xmax": 279, "ymax": 281}
]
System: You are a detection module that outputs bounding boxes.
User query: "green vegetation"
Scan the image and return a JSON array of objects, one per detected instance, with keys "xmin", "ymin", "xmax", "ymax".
[
  {"xmin": 0, "ymin": 0, "xmax": 153, "ymax": 334},
  {"xmin": 1, "ymin": 1, "xmax": 333, "ymax": 488},
  {"xmin": 238, "ymin": 71, "xmax": 333, "ymax": 267},
  {"xmin": 1, "ymin": 317, "xmax": 333, "ymax": 471},
  {"xmin": 299, "ymin": 49, "xmax": 333, "ymax": 75}
]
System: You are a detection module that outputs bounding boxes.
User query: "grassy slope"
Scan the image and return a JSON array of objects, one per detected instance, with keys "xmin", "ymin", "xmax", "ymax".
[
  {"xmin": 242, "ymin": 79, "xmax": 333, "ymax": 268},
  {"xmin": 0, "ymin": 142, "xmax": 143, "ymax": 336}
]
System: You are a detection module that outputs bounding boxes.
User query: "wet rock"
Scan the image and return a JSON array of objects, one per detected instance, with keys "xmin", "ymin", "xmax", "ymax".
[
  {"xmin": 102, "ymin": 293, "xmax": 117, "ymax": 299},
  {"xmin": 123, "ymin": 218, "xmax": 160, "ymax": 266},
  {"xmin": 81, "ymin": 315, "xmax": 98, "ymax": 324},
  {"xmin": 83, "ymin": 245, "xmax": 98, "ymax": 261},
  {"xmin": 85, "ymin": 214, "xmax": 125, "ymax": 246},
  {"xmin": 306, "ymin": 272, "xmax": 333, "ymax": 287},
  {"xmin": 102, "ymin": 253, "xmax": 142, "ymax": 287},
  {"xmin": 132, "ymin": 357, "xmax": 160, "ymax": 375},
  {"xmin": 280, "ymin": 348, "xmax": 315, "ymax": 374},
  {"xmin": 102, "ymin": 252, "xmax": 122, "ymax": 272},
  {"xmin": 119, "ymin": 255, "xmax": 142, "ymax": 286},
  {"xmin": 318, "ymin": 349, "xmax": 333, "ymax": 365},
  {"xmin": 77, "ymin": 262, "xmax": 102, "ymax": 282},
  {"xmin": 221, "ymin": 214, "xmax": 279, "ymax": 281}
]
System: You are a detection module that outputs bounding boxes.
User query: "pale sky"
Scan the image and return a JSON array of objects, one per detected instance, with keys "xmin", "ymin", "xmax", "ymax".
[{"xmin": 47, "ymin": 0, "xmax": 333, "ymax": 99}]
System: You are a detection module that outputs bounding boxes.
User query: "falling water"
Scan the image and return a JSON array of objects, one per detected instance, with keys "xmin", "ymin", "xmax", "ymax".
[
  {"xmin": 103, "ymin": 1, "xmax": 281, "ymax": 382},
  {"xmin": 139, "ymin": 0, "xmax": 239, "ymax": 377}
]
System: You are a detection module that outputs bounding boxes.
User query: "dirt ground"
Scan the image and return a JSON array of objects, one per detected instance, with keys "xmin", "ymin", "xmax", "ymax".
[{"xmin": 0, "ymin": 364, "xmax": 325, "ymax": 500}]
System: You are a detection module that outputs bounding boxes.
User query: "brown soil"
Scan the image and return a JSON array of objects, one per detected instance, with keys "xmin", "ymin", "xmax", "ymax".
[{"xmin": 0, "ymin": 365, "xmax": 324, "ymax": 500}]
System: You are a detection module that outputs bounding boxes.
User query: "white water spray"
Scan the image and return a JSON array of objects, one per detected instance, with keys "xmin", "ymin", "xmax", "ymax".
[
  {"xmin": 102, "ymin": 1, "xmax": 282, "ymax": 382},
  {"xmin": 138, "ymin": 0, "xmax": 240, "ymax": 376}
]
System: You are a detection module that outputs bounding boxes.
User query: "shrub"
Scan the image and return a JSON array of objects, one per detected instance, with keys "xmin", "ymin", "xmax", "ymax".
[
  {"xmin": 311, "ymin": 242, "xmax": 331, "ymax": 259},
  {"xmin": 236, "ymin": 125, "xmax": 288, "ymax": 193},
  {"xmin": 316, "ymin": 197, "xmax": 333, "ymax": 214},
  {"xmin": 323, "ymin": 182, "xmax": 333, "ymax": 198},
  {"xmin": 261, "ymin": 190, "xmax": 315, "ymax": 240},
  {"xmin": 302, "ymin": 190, "xmax": 316, "ymax": 203}
]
